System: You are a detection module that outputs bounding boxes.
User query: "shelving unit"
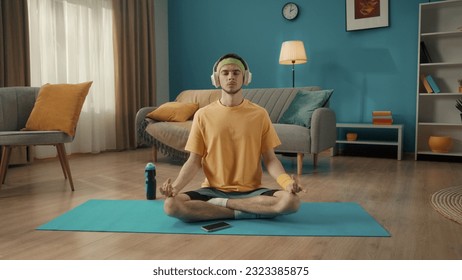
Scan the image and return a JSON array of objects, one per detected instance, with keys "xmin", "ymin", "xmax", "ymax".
[{"xmin": 415, "ymin": 0, "xmax": 462, "ymax": 160}]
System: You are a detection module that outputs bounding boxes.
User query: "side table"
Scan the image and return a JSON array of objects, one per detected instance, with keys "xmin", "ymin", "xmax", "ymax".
[{"xmin": 332, "ymin": 123, "xmax": 403, "ymax": 160}]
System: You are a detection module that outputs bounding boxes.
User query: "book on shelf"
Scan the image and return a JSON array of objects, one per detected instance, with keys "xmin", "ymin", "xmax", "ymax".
[
  {"xmin": 425, "ymin": 74, "xmax": 441, "ymax": 93},
  {"xmin": 420, "ymin": 41, "xmax": 432, "ymax": 63},
  {"xmin": 372, "ymin": 110, "xmax": 392, "ymax": 117},
  {"xmin": 420, "ymin": 74, "xmax": 433, "ymax": 93},
  {"xmin": 373, "ymin": 118, "xmax": 393, "ymax": 125},
  {"xmin": 372, "ymin": 110, "xmax": 393, "ymax": 125}
]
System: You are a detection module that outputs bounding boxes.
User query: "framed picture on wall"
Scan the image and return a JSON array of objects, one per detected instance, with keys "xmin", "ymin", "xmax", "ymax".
[{"xmin": 346, "ymin": 0, "xmax": 389, "ymax": 31}]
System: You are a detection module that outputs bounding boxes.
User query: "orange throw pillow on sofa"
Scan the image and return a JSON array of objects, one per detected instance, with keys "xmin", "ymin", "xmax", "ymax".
[
  {"xmin": 24, "ymin": 81, "xmax": 92, "ymax": 136},
  {"xmin": 146, "ymin": 102, "xmax": 199, "ymax": 122}
]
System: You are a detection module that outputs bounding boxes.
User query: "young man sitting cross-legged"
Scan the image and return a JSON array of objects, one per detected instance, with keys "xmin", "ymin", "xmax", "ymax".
[{"xmin": 160, "ymin": 53, "xmax": 303, "ymax": 222}]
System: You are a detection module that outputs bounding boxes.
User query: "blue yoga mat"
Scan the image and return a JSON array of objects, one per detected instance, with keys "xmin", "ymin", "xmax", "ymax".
[{"xmin": 37, "ymin": 200, "xmax": 390, "ymax": 237}]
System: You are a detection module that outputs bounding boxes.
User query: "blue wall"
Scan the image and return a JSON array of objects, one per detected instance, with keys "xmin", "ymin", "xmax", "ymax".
[{"xmin": 169, "ymin": 0, "xmax": 428, "ymax": 153}]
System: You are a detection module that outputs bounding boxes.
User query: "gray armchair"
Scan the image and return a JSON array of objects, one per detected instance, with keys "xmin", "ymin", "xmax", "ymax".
[{"xmin": 0, "ymin": 87, "xmax": 75, "ymax": 191}]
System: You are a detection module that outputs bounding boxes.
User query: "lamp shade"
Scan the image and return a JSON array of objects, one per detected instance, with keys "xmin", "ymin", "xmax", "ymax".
[{"xmin": 279, "ymin": 40, "xmax": 307, "ymax": 65}]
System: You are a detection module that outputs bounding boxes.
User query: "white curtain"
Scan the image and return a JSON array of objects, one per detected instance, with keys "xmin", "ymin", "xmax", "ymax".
[{"xmin": 28, "ymin": 0, "xmax": 116, "ymax": 158}]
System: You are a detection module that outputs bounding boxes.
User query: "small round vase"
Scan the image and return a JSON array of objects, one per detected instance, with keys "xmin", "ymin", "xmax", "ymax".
[
  {"xmin": 428, "ymin": 136, "xmax": 453, "ymax": 153},
  {"xmin": 346, "ymin": 132, "xmax": 358, "ymax": 141}
]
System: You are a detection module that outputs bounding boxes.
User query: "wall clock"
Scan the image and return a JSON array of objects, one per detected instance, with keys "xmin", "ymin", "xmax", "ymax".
[{"xmin": 282, "ymin": 2, "xmax": 299, "ymax": 21}]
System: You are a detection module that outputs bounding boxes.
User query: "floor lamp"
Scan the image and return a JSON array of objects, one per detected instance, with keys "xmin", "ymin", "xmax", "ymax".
[{"xmin": 279, "ymin": 40, "xmax": 307, "ymax": 88}]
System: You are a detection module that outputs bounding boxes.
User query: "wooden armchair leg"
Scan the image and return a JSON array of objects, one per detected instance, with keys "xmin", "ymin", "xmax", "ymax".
[
  {"xmin": 0, "ymin": 146, "xmax": 13, "ymax": 186},
  {"xmin": 313, "ymin": 153, "xmax": 318, "ymax": 168},
  {"xmin": 56, "ymin": 146, "xmax": 68, "ymax": 180},
  {"xmin": 297, "ymin": 153, "xmax": 303, "ymax": 175},
  {"xmin": 55, "ymin": 144, "xmax": 74, "ymax": 191}
]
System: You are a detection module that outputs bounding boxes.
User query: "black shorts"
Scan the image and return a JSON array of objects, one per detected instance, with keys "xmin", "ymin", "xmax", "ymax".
[{"xmin": 184, "ymin": 187, "xmax": 279, "ymax": 201}]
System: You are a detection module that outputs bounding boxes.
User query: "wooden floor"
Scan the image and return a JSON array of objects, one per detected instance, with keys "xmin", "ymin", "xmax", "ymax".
[{"xmin": 1, "ymin": 148, "xmax": 461, "ymax": 260}]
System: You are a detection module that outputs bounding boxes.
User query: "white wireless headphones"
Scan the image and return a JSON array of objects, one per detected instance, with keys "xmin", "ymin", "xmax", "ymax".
[{"xmin": 210, "ymin": 53, "xmax": 252, "ymax": 88}]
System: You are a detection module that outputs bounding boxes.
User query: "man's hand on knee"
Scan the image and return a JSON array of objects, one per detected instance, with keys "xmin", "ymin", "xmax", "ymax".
[
  {"xmin": 278, "ymin": 174, "xmax": 304, "ymax": 194},
  {"xmin": 160, "ymin": 178, "xmax": 177, "ymax": 197}
]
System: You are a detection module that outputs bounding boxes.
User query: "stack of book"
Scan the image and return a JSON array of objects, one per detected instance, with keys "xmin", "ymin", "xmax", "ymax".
[
  {"xmin": 420, "ymin": 74, "xmax": 441, "ymax": 93},
  {"xmin": 372, "ymin": 111, "xmax": 393, "ymax": 125}
]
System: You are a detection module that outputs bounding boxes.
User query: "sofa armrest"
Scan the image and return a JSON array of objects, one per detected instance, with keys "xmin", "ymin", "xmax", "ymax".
[
  {"xmin": 135, "ymin": 106, "xmax": 157, "ymax": 147},
  {"xmin": 310, "ymin": 107, "xmax": 337, "ymax": 153}
]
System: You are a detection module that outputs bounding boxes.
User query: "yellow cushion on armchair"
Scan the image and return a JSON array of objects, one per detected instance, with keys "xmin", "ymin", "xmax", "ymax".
[{"xmin": 23, "ymin": 81, "xmax": 92, "ymax": 136}]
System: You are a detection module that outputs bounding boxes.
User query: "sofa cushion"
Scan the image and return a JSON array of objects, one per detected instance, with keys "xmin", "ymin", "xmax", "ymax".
[
  {"xmin": 176, "ymin": 89, "xmax": 221, "ymax": 108},
  {"xmin": 243, "ymin": 87, "xmax": 321, "ymax": 123},
  {"xmin": 146, "ymin": 102, "xmax": 199, "ymax": 122},
  {"xmin": 278, "ymin": 89, "xmax": 333, "ymax": 128},
  {"xmin": 273, "ymin": 124, "xmax": 311, "ymax": 153},
  {"xmin": 145, "ymin": 121, "xmax": 193, "ymax": 151},
  {"xmin": 0, "ymin": 130, "xmax": 73, "ymax": 145},
  {"xmin": 23, "ymin": 82, "xmax": 92, "ymax": 136}
]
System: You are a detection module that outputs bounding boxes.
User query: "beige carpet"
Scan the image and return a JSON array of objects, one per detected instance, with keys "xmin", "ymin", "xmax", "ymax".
[{"xmin": 431, "ymin": 185, "xmax": 462, "ymax": 225}]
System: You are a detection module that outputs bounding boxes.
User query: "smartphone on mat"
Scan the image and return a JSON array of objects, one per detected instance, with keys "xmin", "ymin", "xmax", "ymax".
[{"xmin": 201, "ymin": 221, "xmax": 231, "ymax": 232}]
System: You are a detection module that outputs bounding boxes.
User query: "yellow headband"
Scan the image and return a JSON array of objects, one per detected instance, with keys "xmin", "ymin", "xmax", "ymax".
[{"xmin": 216, "ymin": 58, "xmax": 245, "ymax": 74}]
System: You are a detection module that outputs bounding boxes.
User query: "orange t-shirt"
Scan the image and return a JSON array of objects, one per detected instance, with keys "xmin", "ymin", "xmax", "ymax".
[{"xmin": 185, "ymin": 99, "xmax": 281, "ymax": 192}]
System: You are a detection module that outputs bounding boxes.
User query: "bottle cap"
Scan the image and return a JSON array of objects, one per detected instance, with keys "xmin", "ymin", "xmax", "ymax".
[{"xmin": 145, "ymin": 162, "xmax": 155, "ymax": 170}]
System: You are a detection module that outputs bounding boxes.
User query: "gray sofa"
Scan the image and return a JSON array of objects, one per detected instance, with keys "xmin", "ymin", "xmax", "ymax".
[{"xmin": 135, "ymin": 87, "xmax": 336, "ymax": 174}]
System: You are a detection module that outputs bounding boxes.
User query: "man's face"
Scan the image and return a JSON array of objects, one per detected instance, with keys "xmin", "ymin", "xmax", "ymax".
[{"xmin": 219, "ymin": 64, "xmax": 244, "ymax": 95}]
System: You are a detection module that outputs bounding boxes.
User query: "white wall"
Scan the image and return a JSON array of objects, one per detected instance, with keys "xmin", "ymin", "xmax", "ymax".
[{"xmin": 154, "ymin": 0, "xmax": 169, "ymax": 105}]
